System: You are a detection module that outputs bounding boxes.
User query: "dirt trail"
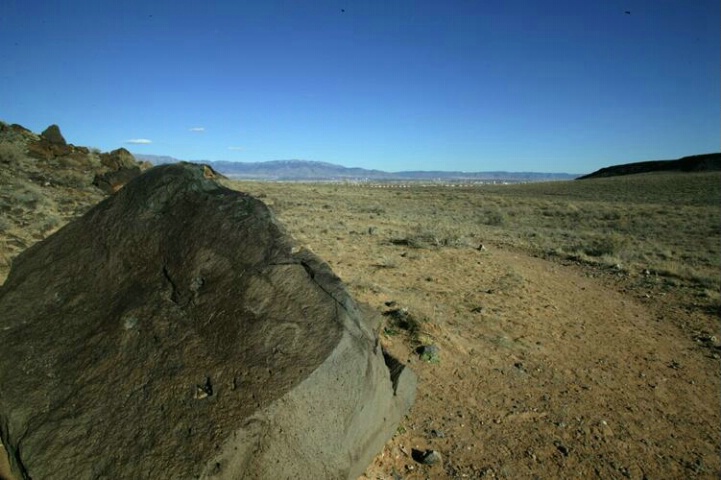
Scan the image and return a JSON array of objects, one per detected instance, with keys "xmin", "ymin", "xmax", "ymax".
[{"xmin": 334, "ymin": 243, "xmax": 721, "ymax": 479}]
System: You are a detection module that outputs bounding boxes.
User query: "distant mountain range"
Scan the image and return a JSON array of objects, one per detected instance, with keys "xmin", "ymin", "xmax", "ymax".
[
  {"xmin": 577, "ymin": 153, "xmax": 721, "ymax": 180},
  {"xmin": 133, "ymin": 154, "xmax": 579, "ymax": 183}
]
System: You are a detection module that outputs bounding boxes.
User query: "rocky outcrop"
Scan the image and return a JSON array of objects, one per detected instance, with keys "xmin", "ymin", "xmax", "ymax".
[
  {"xmin": 40, "ymin": 124, "xmax": 66, "ymax": 145},
  {"xmin": 99, "ymin": 147, "xmax": 137, "ymax": 170},
  {"xmin": 26, "ymin": 124, "xmax": 73, "ymax": 161},
  {"xmin": 92, "ymin": 148, "xmax": 144, "ymax": 193},
  {"xmin": 10, "ymin": 123, "xmax": 143, "ymax": 192},
  {"xmin": 0, "ymin": 163, "xmax": 415, "ymax": 479}
]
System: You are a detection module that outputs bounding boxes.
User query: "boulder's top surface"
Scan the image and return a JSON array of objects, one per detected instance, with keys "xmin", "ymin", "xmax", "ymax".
[{"xmin": 0, "ymin": 163, "xmax": 414, "ymax": 479}]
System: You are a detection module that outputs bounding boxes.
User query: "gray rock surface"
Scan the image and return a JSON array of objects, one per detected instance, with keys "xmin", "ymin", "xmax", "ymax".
[{"xmin": 0, "ymin": 163, "xmax": 415, "ymax": 479}]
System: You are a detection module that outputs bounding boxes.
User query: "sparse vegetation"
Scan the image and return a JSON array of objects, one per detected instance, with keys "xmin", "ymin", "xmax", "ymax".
[
  {"xmin": 230, "ymin": 172, "xmax": 721, "ymax": 292},
  {"xmin": 383, "ymin": 307, "xmax": 424, "ymax": 340},
  {"xmin": 0, "ymin": 217, "xmax": 11, "ymax": 234},
  {"xmin": 0, "ymin": 142, "xmax": 26, "ymax": 164},
  {"xmin": 5, "ymin": 181, "xmax": 46, "ymax": 207},
  {"xmin": 53, "ymin": 170, "xmax": 92, "ymax": 188}
]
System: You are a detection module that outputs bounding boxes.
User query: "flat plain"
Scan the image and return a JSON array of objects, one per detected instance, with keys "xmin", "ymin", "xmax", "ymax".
[{"xmin": 230, "ymin": 172, "xmax": 720, "ymax": 479}]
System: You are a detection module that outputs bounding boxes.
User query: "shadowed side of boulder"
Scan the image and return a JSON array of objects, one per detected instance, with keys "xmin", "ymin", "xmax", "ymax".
[{"xmin": 0, "ymin": 163, "xmax": 415, "ymax": 479}]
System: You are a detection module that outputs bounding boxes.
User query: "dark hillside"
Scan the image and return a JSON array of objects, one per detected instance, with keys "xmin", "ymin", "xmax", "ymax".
[{"xmin": 578, "ymin": 153, "xmax": 721, "ymax": 179}]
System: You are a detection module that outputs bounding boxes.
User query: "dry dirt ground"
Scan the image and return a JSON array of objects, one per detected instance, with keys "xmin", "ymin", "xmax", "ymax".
[
  {"xmin": 345, "ymin": 245, "xmax": 719, "ymax": 479},
  {"xmin": 1, "ymin": 177, "xmax": 719, "ymax": 480},
  {"xmin": 238, "ymin": 181, "xmax": 720, "ymax": 480}
]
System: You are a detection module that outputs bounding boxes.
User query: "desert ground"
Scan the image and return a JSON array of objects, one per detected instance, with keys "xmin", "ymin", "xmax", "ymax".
[
  {"xmin": 233, "ymin": 173, "xmax": 720, "ymax": 479},
  {"xmin": 1, "ymin": 168, "xmax": 719, "ymax": 479}
]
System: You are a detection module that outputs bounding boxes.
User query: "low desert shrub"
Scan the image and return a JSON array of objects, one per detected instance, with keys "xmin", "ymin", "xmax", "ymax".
[
  {"xmin": 0, "ymin": 216, "xmax": 12, "ymax": 233},
  {"xmin": 10, "ymin": 184, "xmax": 44, "ymax": 206},
  {"xmin": 54, "ymin": 170, "xmax": 91, "ymax": 188},
  {"xmin": 0, "ymin": 142, "xmax": 26, "ymax": 164},
  {"xmin": 582, "ymin": 233, "xmax": 628, "ymax": 257},
  {"xmin": 37, "ymin": 214, "xmax": 61, "ymax": 233},
  {"xmin": 391, "ymin": 224, "xmax": 467, "ymax": 249},
  {"xmin": 483, "ymin": 208, "xmax": 505, "ymax": 226},
  {"xmin": 383, "ymin": 307, "xmax": 423, "ymax": 340}
]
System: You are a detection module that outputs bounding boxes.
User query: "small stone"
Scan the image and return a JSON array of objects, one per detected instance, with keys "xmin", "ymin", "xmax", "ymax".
[
  {"xmin": 554, "ymin": 441, "xmax": 570, "ymax": 456},
  {"xmin": 423, "ymin": 450, "xmax": 441, "ymax": 465},
  {"xmin": 478, "ymin": 467, "xmax": 495, "ymax": 477},
  {"xmin": 194, "ymin": 376, "xmax": 213, "ymax": 399},
  {"xmin": 413, "ymin": 449, "xmax": 441, "ymax": 465}
]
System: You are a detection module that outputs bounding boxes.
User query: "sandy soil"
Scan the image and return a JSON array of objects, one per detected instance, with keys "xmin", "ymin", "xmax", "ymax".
[{"xmin": 309, "ymin": 240, "xmax": 720, "ymax": 480}]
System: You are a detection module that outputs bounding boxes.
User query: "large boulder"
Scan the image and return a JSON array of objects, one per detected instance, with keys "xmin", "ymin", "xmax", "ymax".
[
  {"xmin": 0, "ymin": 163, "xmax": 415, "ymax": 479},
  {"xmin": 99, "ymin": 147, "xmax": 138, "ymax": 170},
  {"xmin": 93, "ymin": 148, "xmax": 144, "ymax": 193}
]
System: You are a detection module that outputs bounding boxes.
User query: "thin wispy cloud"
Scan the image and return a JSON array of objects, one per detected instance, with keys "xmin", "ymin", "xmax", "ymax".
[
  {"xmin": 126, "ymin": 138, "xmax": 152, "ymax": 145},
  {"xmin": 189, "ymin": 127, "xmax": 205, "ymax": 132},
  {"xmin": 227, "ymin": 146, "xmax": 243, "ymax": 151}
]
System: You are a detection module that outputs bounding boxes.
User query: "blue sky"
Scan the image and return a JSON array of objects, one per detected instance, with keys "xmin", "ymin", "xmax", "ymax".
[{"xmin": 1, "ymin": 0, "xmax": 718, "ymax": 174}]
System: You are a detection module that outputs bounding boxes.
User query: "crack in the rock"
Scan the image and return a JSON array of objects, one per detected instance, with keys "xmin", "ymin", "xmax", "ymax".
[
  {"xmin": 161, "ymin": 266, "xmax": 178, "ymax": 303},
  {"xmin": 161, "ymin": 265, "xmax": 190, "ymax": 307},
  {"xmin": 269, "ymin": 261, "xmax": 351, "ymax": 315},
  {"xmin": 14, "ymin": 443, "xmax": 29, "ymax": 480},
  {"xmin": 382, "ymin": 350, "xmax": 406, "ymax": 396},
  {"xmin": 299, "ymin": 261, "xmax": 315, "ymax": 280},
  {"xmin": 4, "ymin": 428, "xmax": 31, "ymax": 480},
  {"xmin": 268, "ymin": 260, "xmax": 378, "ymax": 351}
]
